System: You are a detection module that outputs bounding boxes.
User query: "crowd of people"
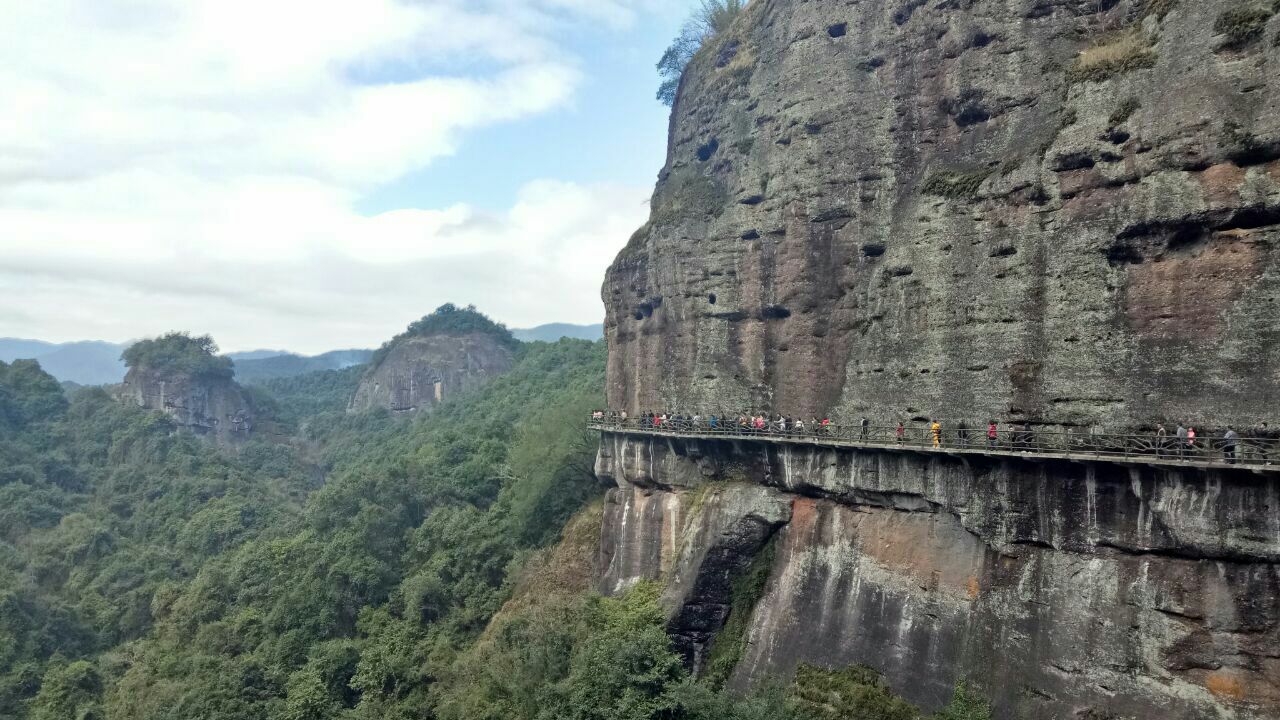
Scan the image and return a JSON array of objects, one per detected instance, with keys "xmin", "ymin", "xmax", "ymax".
[{"xmin": 588, "ymin": 410, "xmax": 1276, "ymax": 465}]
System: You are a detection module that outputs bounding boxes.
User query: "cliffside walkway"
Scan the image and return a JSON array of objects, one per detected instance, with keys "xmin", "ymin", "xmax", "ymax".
[{"xmin": 590, "ymin": 419, "xmax": 1280, "ymax": 473}]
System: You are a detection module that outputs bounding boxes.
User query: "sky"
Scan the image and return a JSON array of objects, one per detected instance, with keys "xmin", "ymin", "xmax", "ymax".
[{"xmin": 0, "ymin": 0, "xmax": 688, "ymax": 354}]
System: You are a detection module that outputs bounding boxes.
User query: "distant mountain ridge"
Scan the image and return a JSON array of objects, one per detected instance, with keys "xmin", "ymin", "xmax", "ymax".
[
  {"xmin": 1, "ymin": 323, "xmax": 601, "ymax": 386},
  {"xmin": 0, "ymin": 339, "xmax": 128, "ymax": 386},
  {"xmin": 510, "ymin": 323, "xmax": 603, "ymax": 342},
  {"xmin": 234, "ymin": 349, "xmax": 374, "ymax": 383}
]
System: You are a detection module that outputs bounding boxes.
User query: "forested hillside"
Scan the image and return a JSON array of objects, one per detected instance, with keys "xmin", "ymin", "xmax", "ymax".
[
  {"xmin": 1, "ymin": 340, "xmax": 981, "ymax": 720},
  {"xmin": 0, "ymin": 340, "xmax": 606, "ymax": 719}
]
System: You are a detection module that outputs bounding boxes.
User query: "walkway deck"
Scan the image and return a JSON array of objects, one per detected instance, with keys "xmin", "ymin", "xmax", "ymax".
[{"xmin": 590, "ymin": 421, "xmax": 1280, "ymax": 474}]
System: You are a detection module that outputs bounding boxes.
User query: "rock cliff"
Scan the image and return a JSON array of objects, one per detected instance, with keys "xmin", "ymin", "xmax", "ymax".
[
  {"xmin": 604, "ymin": 0, "xmax": 1280, "ymax": 431},
  {"xmin": 597, "ymin": 0, "xmax": 1280, "ymax": 716},
  {"xmin": 349, "ymin": 332, "xmax": 515, "ymax": 414},
  {"xmin": 117, "ymin": 365, "xmax": 255, "ymax": 444},
  {"xmin": 596, "ymin": 433, "xmax": 1280, "ymax": 718}
]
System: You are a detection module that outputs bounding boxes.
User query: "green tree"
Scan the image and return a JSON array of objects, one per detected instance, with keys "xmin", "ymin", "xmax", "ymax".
[
  {"xmin": 30, "ymin": 660, "xmax": 103, "ymax": 720},
  {"xmin": 121, "ymin": 332, "xmax": 234, "ymax": 380},
  {"xmin": 656, "ymin": 0, "xmax": 747, "ymax": 105}
]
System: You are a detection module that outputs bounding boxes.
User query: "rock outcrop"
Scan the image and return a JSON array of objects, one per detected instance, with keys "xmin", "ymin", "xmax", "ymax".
[
  {"xmin": 604, "ymin": 0, "xmax": 1280, "ymax": 431},
  {"xmin": 596, "ymin": 432, "xmax": 1280, "ymax": 718},
  {"xmin": 597, "ymin": 0, "xmax": 1280, "ymax": 716},
  {"xmin": 349, "ymin": 332, "xmax": 515, "ymax": 414},
  {"xmin": 117, "ymin": 365, "xmax": 255, "ymax": 444}
]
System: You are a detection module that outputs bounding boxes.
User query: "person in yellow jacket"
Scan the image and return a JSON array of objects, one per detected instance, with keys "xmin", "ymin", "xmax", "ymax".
[{"xmin": 930, "ymin": 420, "xmax": 942, "ymax": 448}]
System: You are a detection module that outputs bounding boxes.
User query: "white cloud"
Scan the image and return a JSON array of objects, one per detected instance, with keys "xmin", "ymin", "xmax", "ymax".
[{"xmin": 0, "ymin": 0, "xmax": 666, "ymax": 353}]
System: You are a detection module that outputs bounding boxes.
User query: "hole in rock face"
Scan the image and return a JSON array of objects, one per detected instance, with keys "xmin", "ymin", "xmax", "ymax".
[
  {"xmin": 762, "ymin": 305, "xmax": 791, "ymax": 320},
  {"xmin": 828, "ymin": 22, "xmax": 848, "ymax": 38},
  {"xmin": 939, "ymin": 89, "xmax": 990, "ymax": 127},
  {"xmin": 697, "ymin": 137, "xmax": 719, "ymax": 162},
  {"xmin": 990, "ymin": 245, "xmax": 1018, "ymax": 258},
  {"xmin": 741, "ymin": 229, "xmax": 761, "ymax": 240},
  {"xmin": 715, "ymin": 40, "xmax": 740, "ymax": 68},
  {"xmin": 862, "ymin": 243, "xmax": 886, "ymax": 257},
  {"xmin": 1053, "ymin": 152, "xmax": 1096, "ymax": 171},
  {"xmin": 708, "ymin": 294, "xmax": 718, "ymax": 305}
]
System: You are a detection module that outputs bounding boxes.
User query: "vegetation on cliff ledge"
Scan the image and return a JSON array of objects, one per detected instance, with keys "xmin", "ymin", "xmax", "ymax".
[
  {"xmin": 656, "ymin": 0, "xmax": 747, "ymax": 105},
  {"xmin": 1065, "ymin": 29, "xmax": 1157, "ymax": 84},
  {"xmin": 1214, "ymin": 4, "xmax": 1276, "ymax": 49},
  {"xmin": 921, "ymin": 170, "xmax": 991, "ymax": 200},
  {"xmin": 121, "ymin": 331, "xmax": 235, "ymax": 380}
]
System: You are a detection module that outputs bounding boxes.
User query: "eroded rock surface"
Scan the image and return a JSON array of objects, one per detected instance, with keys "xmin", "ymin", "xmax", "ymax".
[
  {"xmin": 604, "ymin": 0, "xmax": 1280, "ymax": 430},
  {"xmin": 117, "ymin": 366, "xmax": 255, "ymax": 444},
  {"xmin": 596, "ymin": 432, "xmax": 1280, "ymax": 718},
  {"xmin": 349, "ymin": 333, "xmax": 515, "ymax": 414}
]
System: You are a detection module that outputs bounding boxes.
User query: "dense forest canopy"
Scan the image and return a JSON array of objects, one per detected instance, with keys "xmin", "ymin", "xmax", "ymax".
[
  {"xmin": 120, "ymin": 332, "xmax": 235, "ymax": 380},
  {"xmin": 1, "ymin": 334, "xmax": 988, "ymax": 720}
]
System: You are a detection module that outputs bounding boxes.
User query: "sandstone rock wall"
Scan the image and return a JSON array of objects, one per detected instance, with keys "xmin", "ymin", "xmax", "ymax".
[
  {"xmin": 349, "ymin": 333, "xmax": 515, "ymax": 414},
  {"xmin": 117, "ymin": 367, "xmax": 255, "ymax": 444},
  {"xmin": 595, "ymin": 432, "xmax": 1280, "ymax": 718},
  {"xmin": 604, "ymin": 0, "xmax": 1280, "ymax": 431}
]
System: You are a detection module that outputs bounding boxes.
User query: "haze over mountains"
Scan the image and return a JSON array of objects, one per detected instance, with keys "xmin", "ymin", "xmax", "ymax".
[{"xmin": 0, "ymin": 323, "xmax": 603, "ymax": 386}]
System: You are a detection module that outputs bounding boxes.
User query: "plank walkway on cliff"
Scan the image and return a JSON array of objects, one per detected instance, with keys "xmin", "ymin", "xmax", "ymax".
[{"xmin": 590, "ymin": 420, "xmax": 1280, "ymax": 474}]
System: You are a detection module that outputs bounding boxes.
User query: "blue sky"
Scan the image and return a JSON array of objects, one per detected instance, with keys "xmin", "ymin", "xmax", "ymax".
[
  {"xmin": 0, "ymin": 0, "xmax": 691, "ymax": 353},
  {"xmin": 358, "ymin": 21, "xmax": 676, "ymax": 215}
]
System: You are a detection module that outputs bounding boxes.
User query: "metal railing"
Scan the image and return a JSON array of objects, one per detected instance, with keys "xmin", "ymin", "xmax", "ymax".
[{"xmin": 587, "ymin": 416, "xmax": 1280, "ymax": 470}]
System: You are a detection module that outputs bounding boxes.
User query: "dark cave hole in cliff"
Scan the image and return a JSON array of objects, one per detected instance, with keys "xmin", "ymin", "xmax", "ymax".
[
  {"xmin": 971, "ymin": 31, "xmax": 994, "ymax": 48},
  {"xmin": 1227, "ymin": 138, "xmax": 1280, "ymax": 167},
  {"xmin": 762, "ymin": 305, "xmax": 791, "ymax": 320},
  {"xmin": 697, "ymin": 137, "xmax": 720, "ymax": 162},
  {"xmin": 1053, "ymin": 152, "xmax": 1096, "ymax": 171},
  {"xmin": 990, "ymin": 245, "xmax": 1018, "ymax": 258},
  {"xmin": 940, "ymin": 89, "xmax": 990, "ymax": 127},
  {"xmin": 862, "ymin": 243, "xmax": 886, "ymax": 257},
  {"xmin": 1226, "ymin": 204, "xmax": 1280, "ymax": 230},
  {"xmin": 828, "ymin": 22, "xmax": 848, "ymax": 38},
  {"xmin": 708, "ymin": 294, "xmax": 717, "ymax": 305},
  {"xmin": 1104, "ymin": 202, "xmax": 1280, "ymax": 266}
]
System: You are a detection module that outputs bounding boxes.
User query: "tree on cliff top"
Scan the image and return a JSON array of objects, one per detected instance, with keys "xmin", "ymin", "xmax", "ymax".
[
  {"xmin": 370, "ymin": 303, "xmax": 518, "ymax": 367},
  {"xmin": 121, "ymin": 332, "xmax": 234, "ymax": 380},
  {"xmin": 656, "ymin": 0, "xmax": 746, "ymax": 106}
]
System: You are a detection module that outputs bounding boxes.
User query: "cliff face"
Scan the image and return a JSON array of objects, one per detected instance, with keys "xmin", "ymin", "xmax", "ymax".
[
  {"xmin": 118, "ymin": 366, "xmax": 255, "ymax": 444},
  {"xmin": 597, "ymin": 0, "xmax": 1280, "ymax": 714},
  {"xmin": 349, "ymin": 333, "xmax": 515, "ymax": 414},
  {"xmin": 596, "ymin": 433, "xmax": 1280, "ymax": 718},
  {"xmin": 604, "ymin": 0, "xmax": 1280, "ymax": 430}
]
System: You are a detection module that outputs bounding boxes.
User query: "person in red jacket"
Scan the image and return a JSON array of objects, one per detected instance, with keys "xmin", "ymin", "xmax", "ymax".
[{"xmin": 987, "ymin": 421, "xmax": 998, "ymax": 449}]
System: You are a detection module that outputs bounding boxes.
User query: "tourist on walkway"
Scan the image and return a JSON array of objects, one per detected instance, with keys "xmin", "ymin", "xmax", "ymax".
[
  {"xmin": 1223, "ymin": 427, "xmax": 1238, "ymax": 464},
  {"xmin": 896, "ymin": 421, "xmax": 905, "ymax": 445},
  {"xmin": 1156, "ymin": 424, "xmax": 1167, "ymax": 457},
  {"xmin": 1186, "ymin": 427, "xmax": 1197, "ymax": 458},
  {"xmin": 957, "ymin": 421, "xmax": 969, "ymax": 447},
  {"xmin": 1176, "ymin": 425, "xmax": 1187, "ymax": 459},
  {"xmin": 860, "ymin": 417, "xmax": 869, "ymax": 440},
  {"xmin": 987, "ymin": 421, "xmax": 997, "ymax": 448},
  {"xmin": 930, "ymin": 420, "xmax": 942, "ymax": 448}
]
